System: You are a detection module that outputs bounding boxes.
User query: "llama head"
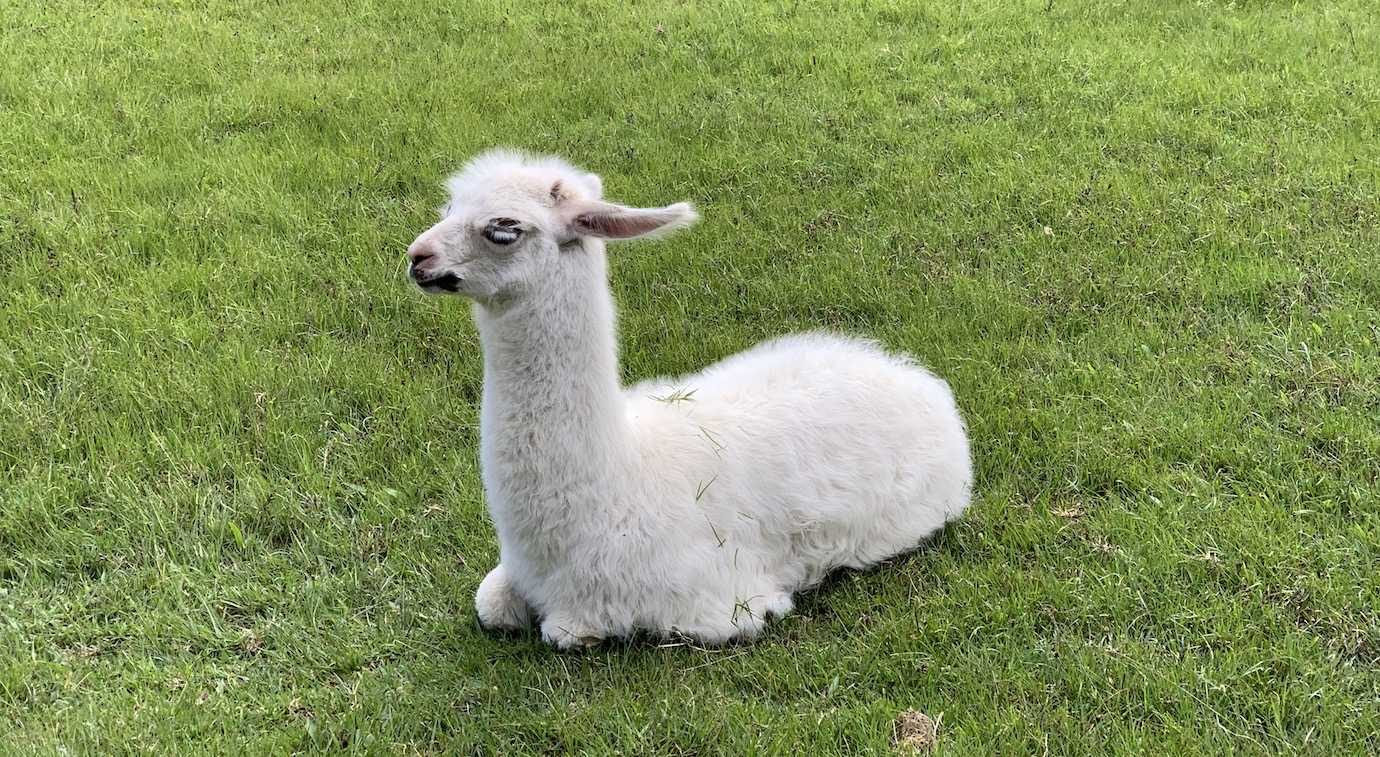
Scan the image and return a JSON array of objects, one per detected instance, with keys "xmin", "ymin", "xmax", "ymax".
[{"xmin": 407, "ymin": 149, "xmax": 698, "ymax": 300}]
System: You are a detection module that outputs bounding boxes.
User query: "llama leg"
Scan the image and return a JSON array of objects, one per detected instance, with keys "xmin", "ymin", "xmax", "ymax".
[
  {"xmin": 665, "ymin": 590, "xmax": 794, "ymax": 642},
  {"xmin": 475, "ymin": 564, "xmax": 532, "ymax": 631},
  {"xmin": 539, "ymin": 613, "xmax": 606, "ymax": 650},
  {"xmin": 675, "ymin": 591, "xmax": 794, "ymax": 646},
  {"xmin": 764, "ymin": 591, "xmax": 794, "ymax": 619}
]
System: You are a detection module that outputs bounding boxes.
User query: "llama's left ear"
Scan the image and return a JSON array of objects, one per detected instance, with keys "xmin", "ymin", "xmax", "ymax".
[
  {"xmin": 561, "ymin": 199, "xmax": 698, "ymax": 241},
  {"xmin": 549, "ymin": 174, "xmax": 604, "ymax": 203},
  {"xmin": 583, "ymin": 173, "xmax": 603, "ymax": 198}
]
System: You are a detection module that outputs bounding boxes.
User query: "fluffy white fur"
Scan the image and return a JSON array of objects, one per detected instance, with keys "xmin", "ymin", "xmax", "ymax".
[{"xmin": 406, "ymin": 149, "xmax": 973, "ymax": 649}]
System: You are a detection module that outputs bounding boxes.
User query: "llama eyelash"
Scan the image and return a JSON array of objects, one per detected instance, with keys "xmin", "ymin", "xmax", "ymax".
[
  {"xmin": 482, "ymin": 221, "xmax": 522, "ymax": 245},
  {"xmin": 483, "ymin": 224, "xmax": 518, "ymax": 245}
]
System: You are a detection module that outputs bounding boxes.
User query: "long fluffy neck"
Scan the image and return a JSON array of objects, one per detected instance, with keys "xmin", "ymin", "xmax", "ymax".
[{"xmin": 472, "ymin": 241, "xmax": 631, "ymax": 545}]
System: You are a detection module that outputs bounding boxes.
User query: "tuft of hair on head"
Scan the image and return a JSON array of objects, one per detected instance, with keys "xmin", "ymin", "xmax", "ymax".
[{"xmin": 446, "ymin": 148, "xmax": 604, "ymax": 204}]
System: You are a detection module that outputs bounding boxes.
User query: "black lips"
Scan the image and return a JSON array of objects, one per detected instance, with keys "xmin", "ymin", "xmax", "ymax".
[{"xmin": 414, "ymin": 272, "xmax": 462, "ymax": 292}]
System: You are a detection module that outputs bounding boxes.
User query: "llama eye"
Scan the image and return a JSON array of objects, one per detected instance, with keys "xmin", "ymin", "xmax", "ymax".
[{"xmin": 483, "ymin": 219, "xmax": 522, "ymax": 245}]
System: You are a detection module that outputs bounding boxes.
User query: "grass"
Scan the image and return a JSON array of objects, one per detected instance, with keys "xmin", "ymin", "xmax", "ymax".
[{"xmin": 2, "ymin": 0, "xmax": 1378, "ymax": 752}]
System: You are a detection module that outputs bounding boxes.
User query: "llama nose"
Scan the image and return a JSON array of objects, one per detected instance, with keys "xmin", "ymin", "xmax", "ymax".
[{"xmin": 407, "ymin": 239, "xmax": 437, "ymax": 269}]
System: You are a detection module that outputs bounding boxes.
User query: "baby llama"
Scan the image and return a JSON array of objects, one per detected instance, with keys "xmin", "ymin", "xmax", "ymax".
[{"xmin": 406, "ymin": 149, "xmax": 972, "ymax": 649}]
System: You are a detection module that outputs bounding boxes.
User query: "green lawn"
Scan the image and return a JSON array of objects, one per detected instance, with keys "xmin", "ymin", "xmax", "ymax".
[{"xmin": 3, "ymin": 0, "xmax": 1378, "ymax": 753}]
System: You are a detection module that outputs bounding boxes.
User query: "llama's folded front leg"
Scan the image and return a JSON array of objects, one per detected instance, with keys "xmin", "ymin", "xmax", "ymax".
[
  {"xmin": 539, "ymin": 613, "xmax": 606, "ymax": 650},
  {"xmin": 673, "ymin": 590, "xmax": 796, "ymax": 646},
  {"xmin": 474, "ymin": 564, "xmax": 532, "ymax": 631}
]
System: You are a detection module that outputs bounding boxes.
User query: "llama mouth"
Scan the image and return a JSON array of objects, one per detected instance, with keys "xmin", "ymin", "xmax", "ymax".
[{"xmin": 413, "ymin": 272, "xmax": 462, "ymax": 293}]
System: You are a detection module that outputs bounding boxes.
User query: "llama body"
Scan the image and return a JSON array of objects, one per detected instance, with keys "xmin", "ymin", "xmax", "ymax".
[{"xmin": 408, "ymin": 150, "xmax": 972, "ymax": 648}]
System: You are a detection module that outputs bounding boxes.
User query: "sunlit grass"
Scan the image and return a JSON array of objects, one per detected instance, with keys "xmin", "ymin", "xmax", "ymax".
[{"xmin": 2, "ymin": 0, "xmax": 1377, "ymax": 752}]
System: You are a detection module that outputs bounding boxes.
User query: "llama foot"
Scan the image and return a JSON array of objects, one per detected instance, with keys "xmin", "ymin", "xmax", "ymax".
[
  {"xmin": 540, "ymin": 616, "xmax": 606, "ymax": 650},
  {"xmin": 763, "ymin": 591, "xmax": 794, "ymax": 619},
  {"xmin": 664, "ymin": 592, "xmax": 795, "ymax": 646},
  {"xmin": 475, "ymin": 564, "xmax": 532, "ymax": 632},
  {"xmin": 712, "ymin": 591, "xmax": 796, "ymax": 643}
]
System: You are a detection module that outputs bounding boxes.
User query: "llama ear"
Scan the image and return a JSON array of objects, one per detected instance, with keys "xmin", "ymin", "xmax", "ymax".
[
  {"xmin": 549, "ymin": 174, "xmax": 604, "ymax": 203},
  {"xmin": 564, "ymin": 200, "xmax": 698, "ymax": 241},
  {"xmin": 583, "ymin": 173, "xmax": 603, "ymax": 198}
]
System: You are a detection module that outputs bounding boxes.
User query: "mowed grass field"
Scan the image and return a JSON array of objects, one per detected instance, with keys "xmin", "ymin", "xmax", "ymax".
[{"xmin": 3, "ymin": 0, "xmax": 1378, "ymax": 752}]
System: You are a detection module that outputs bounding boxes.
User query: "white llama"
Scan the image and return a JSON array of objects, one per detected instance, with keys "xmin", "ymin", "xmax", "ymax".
[{"xmin": 406, "ymin": 149, "xmax": 972, "ymax": 649}]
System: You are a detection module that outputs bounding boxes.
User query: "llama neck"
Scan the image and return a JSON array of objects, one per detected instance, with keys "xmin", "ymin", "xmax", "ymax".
[{"xmin": 472, "ymin": 242, "xmax": 631, "ymax": 517}]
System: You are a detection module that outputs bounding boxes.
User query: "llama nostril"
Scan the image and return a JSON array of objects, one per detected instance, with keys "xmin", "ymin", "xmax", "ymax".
[{"xmin": 407, "ymin": 236, "xmax": 438, "ymax": 267}]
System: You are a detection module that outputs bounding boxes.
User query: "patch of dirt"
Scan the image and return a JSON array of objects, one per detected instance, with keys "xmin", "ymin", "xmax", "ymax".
[{"xmin": 892, "ymin": 710, "xmax": 939, "ymax": 752}]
